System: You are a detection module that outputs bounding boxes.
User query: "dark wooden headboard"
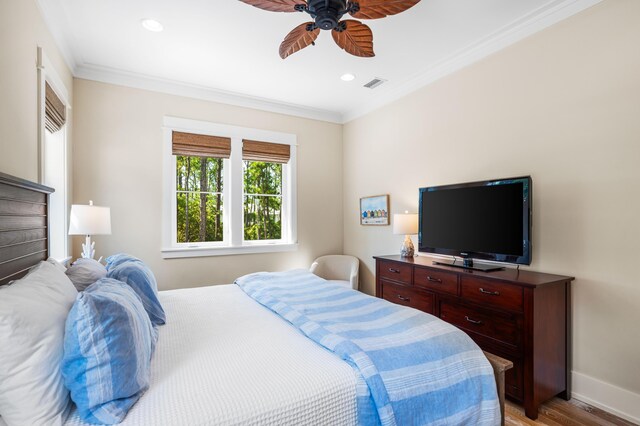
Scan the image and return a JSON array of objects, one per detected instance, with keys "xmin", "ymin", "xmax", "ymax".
[{"xmin": 0, "ymin": 172, "xmax": 54, "ymax": 286}]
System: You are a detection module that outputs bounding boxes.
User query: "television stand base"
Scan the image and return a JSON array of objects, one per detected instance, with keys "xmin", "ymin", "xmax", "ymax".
[{"xmin": 433, "ymin": 258, "xmax": 505, "ymax": 272}]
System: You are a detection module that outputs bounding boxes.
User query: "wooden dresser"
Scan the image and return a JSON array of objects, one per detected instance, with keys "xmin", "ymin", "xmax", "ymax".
[{"xmin": 374, "ymin": 255, "xmax": 574, "ymax": 420}]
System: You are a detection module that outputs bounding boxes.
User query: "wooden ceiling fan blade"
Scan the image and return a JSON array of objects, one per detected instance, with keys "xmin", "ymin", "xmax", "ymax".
[
  {"xmin": 239, "ymin": 0, "xmax": 305, "ymax": 13},
  {"xmin": 279, "ymin": 22, "xmax": 320, "ymax": 59},
  {"xmin": 331, "ymin": 20, "xmax": 374, "ymax": 58},
  {"xmin": 349, "ymin": 0, "xmax": 420, "ymax": 19}
]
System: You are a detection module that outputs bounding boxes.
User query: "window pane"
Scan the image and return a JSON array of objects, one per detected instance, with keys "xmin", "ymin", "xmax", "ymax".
[
  {"xmin": 176, "ymin": 192, "xmax": 224, "ymax": 243},
  {"xmin": 176, "ymin": 155, "xmax": 224, "ymax": 243},
  {"xmin": 244, "ymin": 195, "xmax": 282, "ymax": 241},
  {"xmin": 43, "ymin": 127, "xmax": 67, "ymax": 259},
  {"xmin": 243, "ymin": 160, "xmax": 283, "ymax": 241},
  {"xmin": 176, "ymin": 156, "xmax": 223, "ymax": 193},
  {"xmin": 243, "ymin": 161, "xmax": 282, "ymax": 195}
]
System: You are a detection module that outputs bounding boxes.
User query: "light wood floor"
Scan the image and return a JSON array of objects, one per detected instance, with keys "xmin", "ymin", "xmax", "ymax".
[{"xmin": 505, "ymin": 398, "xmax": 637, "ymax": 426}]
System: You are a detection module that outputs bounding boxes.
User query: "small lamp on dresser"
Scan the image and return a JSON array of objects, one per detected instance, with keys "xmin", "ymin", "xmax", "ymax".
[
  {"xmin": 393, "ymin": 211, "xmax": 418, "ymax": 257},
  {"xmin": 68, "ymin": 201, "xmax": 111, "ymax": 260}
]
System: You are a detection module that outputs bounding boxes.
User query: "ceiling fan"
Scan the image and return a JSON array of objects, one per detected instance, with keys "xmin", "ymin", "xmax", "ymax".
[{"xmin": 239, "ymin": 0, "xmax": 421, "ymax": 59}]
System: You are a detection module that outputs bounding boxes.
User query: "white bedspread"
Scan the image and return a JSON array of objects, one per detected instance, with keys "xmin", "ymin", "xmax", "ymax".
[{"xmin": 64, "ymin": 284, "xmax": 358, "ymax": 426}]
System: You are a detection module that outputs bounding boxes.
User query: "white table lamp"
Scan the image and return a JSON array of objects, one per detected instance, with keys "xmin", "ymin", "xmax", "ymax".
[
  {"xmin": 69, "ymin": 201, "xmax": 111, "ymax": 259},
  {"xmin": 393, "ymin": 211, "xmax": 418, "ymax": 257}
]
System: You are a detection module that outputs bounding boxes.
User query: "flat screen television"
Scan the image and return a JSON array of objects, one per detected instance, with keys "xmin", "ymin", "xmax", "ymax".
[{"xmin": 418, "ymin": 176, "xmax": 532, "ymax": 271}]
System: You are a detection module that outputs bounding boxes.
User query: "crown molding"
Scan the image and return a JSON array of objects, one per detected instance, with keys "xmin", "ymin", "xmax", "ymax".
[
  {"xmin": 74, "ymin": 65, "xmax": 343, "ymax": 124},
  {"xmin": 35, "ymin": 0, "xmax": 79, "ymax": 74},
  {"xmin": 342, "ymin": 0, "xmax": 603, "ymax": 123},
  {"xmin": 38, "ymin": 0, "xmax": 601, "ymax": 125}
]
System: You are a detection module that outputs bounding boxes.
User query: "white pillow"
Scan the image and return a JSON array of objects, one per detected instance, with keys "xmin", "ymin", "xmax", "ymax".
[
  {"xmin": 65, "ymin": 258, "xmax": 107, "ymax": 291},
  {"xmin": 47, "ymin": 257, "xmax": 68, "ymax": 273},
  {"xmin": 0, "ymin": 261, "xmax": 77, "ymax": 426}
]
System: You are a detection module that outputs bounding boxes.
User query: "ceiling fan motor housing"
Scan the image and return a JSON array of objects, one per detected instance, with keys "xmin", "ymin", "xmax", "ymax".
[{"xmin": 307, "ymin": 0, "xmax": 348, "ymax": 30}]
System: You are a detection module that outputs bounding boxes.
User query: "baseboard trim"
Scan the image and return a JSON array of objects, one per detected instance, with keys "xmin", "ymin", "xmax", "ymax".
[{"xmin": 572, "ymin": 371, "xmax": 640, "ymax": 424}]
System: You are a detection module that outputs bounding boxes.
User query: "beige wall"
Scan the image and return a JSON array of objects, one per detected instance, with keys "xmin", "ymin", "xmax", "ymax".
[
  {"xmin": 72, "ymin": 79, "xmax": 343, "ymax": 290},
  {"xmin": 343, "ymin": 0, "xmax": 640, "ymax": 402},
  {"xmin": 0, "ymin": 0, "xmax": 73, "ymax": 182}
]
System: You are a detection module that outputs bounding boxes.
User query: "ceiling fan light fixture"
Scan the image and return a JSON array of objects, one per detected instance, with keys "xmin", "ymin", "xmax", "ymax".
[
  {"xmin": 239, "ymin": 0, "xmax": 421, "ymax": 58},
  {"xmin": 340, "ymin": 73, "xmax": 356, "ymax": 82},
  {"xmin": 141, "ymin": 19, "xmax": 164, "ymax": 32}
]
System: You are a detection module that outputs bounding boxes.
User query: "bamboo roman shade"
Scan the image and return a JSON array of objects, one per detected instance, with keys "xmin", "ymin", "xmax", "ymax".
[
  {"xmin": 172, "ymin": 131, "xmax": 231, "ymax": 158},
  {"xmin": 44, "ymin": 82, "xmax": 66, "ymax": 133},
  {"xmin": 242, "ymin": 140, "xmax": 291, "ymax": 163}
]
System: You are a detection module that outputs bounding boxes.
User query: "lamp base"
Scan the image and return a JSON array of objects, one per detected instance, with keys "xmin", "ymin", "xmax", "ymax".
[
  {"xmin": 81, "ymin": 235, "xmax": 95, "ymax": 259},
  {"xmin": 400, "ymin": 235, "xmax": 415, "ymax": 257}
]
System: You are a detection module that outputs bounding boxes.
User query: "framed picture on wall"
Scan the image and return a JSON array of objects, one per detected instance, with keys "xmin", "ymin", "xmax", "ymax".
[{"xmin": 360, "ymin": 194, "xmax": 390, "ymax": 226}]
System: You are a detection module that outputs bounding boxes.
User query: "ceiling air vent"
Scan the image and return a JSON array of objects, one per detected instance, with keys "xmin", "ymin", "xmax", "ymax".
[{"xmin": 363, "ymin": 78, "xmax": 387, "ymax": 89}]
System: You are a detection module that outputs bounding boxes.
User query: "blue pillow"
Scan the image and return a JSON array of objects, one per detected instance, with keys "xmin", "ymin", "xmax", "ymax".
[
  {"xmin": 107, "ymin": 260, "xmax": 166, "ymax": 326},
  {"xmin": 105, "ymin": 253, "xmax": 141, "ymax": 271},
  {"xmin": 62, "ymin": 278, "xmax": 156, "ymax": 424}
]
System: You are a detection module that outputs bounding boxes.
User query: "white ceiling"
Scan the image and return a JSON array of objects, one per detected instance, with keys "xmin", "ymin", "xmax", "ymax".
[{"xmin": 38, "ymin": 0, "xmax": 600, "ymax": 122}]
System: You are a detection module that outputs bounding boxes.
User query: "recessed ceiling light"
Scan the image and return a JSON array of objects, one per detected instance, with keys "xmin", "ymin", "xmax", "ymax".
[
  {"xmin": 141, "ymin": 19, "xmax": 163, "ymax": 32},
  {"xmin": 340, "ymin": 73, "xmax": 356, "ymax": 82}
]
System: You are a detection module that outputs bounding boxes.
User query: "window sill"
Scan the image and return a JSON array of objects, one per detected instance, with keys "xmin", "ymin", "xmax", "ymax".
[{"xmin": 161, "ymin": 243, "xmax": 298, "ymax": 259}]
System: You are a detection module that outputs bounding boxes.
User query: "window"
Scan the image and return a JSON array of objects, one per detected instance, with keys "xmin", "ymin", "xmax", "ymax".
[
  {"xmin": 243, "ymin": 160, "xmax": 282, "ymax": 241},
  {"xmin": 162, "ymin": 117, "xmax": 297, "ymax": 258},
  {"xmin": 242, "ymin": 139, "xmax": 291, "ymax": 243},
  {"xmin": 176, "ymin": 156, "xmax": 224, "ymax": 243},
  {"xmin": 43, "ymin": 121, "xmax": 67, "ymax": 260},
  {"xmin": 38, "ymin": 48, "xmax": 70, "ymax": 262},
  {"xmin": 172, "ymin": 131, "xmax": 229, "ymax": 244}
]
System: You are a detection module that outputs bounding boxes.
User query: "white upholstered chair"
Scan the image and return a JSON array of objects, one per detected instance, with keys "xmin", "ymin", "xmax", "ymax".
[{"xmin": 310, "ymin": 255, "xmax": 359, "ymax": 290}]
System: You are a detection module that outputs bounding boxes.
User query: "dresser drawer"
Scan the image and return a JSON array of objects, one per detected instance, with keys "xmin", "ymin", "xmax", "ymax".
[
  {"xmin": 440, "ymin": 301, "xmax": 521, "ymax": 350},
  {"xmin": 382, "ymin": 281, "xmax": 434, "ymax": 314},
  {"xmin": 460, "ymin": 276, "xmax": 523, "ymax": 312},
  {"xmin": 378, "ymin": 260, "xmax": 412, "ymax": 285},
  {"xmin": 414, "ymin": 267, "xmax": 459, "ymax": 296}
]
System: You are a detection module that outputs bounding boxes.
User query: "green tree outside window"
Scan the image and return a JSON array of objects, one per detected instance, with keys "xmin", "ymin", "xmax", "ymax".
[
  {"xmin": 176, "ymin": 156, "xmax": 224, "ymax": 243},
  {"xmin": 176, "ymin": 156, "xmax": 283, "ymax": 243},
  {"xmin": 244, "ymin": 160, "xmax": 282, "ymax": 241}
]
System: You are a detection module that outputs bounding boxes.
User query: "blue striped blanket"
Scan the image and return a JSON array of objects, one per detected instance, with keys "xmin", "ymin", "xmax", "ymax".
[{"xmin": 235, "ymin": 269, "xmax": 500, "ymax": 426}]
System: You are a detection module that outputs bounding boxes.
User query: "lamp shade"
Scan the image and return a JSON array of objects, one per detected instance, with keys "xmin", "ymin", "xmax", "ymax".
[
  {"xmin": 68, "ymin": 203, "xmax": 111, "ymax": 236},
  {"xmin": 393, "ymin": 213, "xmax": 418, "ymax": 235}
]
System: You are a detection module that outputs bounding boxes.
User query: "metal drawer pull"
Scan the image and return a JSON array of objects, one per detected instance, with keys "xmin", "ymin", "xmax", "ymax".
[
  {"xmin": 465, "ymin": 316, "xmax": 483, "ymax": 325},
  {"xmin": 427, "ymin": 276, "xmax": 442, "ymax": 283},
  {"xmin": 479, "ymin": 288, "xmax": 500, "ymax": 296},
  {"xmin": 397, "ymin": 295, "xmax": 410, "ymax": 302},
  {"xmin": 388, "ymin": 268, "xmax": 400, "ymax": 273}
]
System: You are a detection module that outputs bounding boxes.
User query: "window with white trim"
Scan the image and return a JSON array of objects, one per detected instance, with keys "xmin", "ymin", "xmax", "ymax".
[
  {"xmin": 38, "ymin": 47, "xmax": 70, "ymax": 262},
  {"xmin": 162, "ymin": 117, "xmax": 297, "ymax": 258}
]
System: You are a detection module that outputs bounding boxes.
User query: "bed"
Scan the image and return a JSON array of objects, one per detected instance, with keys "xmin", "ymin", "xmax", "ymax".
[
  {"xmin": 0, "ymin": 172, "xmax": 511, "ymax": 426},
  {"xmin": 64, "ymin": 284, "xmax": 360, "ymax": 426}
]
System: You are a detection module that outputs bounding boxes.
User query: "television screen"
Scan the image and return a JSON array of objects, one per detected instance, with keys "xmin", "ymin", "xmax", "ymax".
[{"xmin": 419, "ymin": 177, "xmax": 531, "ymax": 265}]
